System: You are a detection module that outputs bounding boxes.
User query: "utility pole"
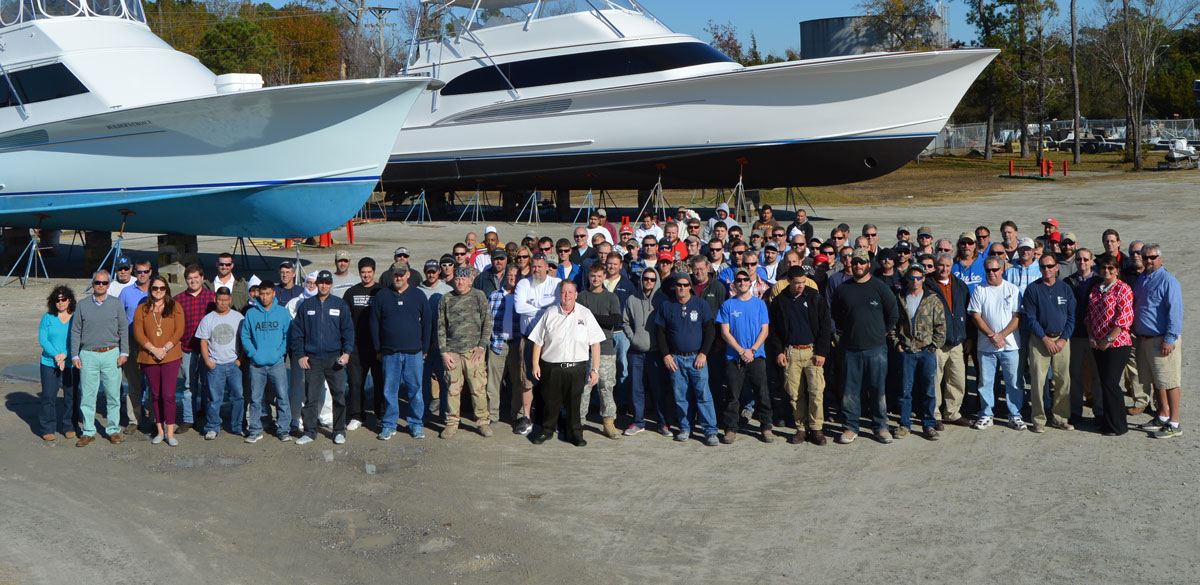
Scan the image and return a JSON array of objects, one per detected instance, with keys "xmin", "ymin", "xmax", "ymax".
[{"xmin": 368, "ymin": 6, "xmax": 397, "ymax": 78}]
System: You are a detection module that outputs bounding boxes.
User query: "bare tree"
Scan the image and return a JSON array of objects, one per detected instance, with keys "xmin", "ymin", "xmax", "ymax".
[
  {"xmin": 1089, "ymin": 0, "xmax": 1198, "ymax": 169},
  {"xmin": 857, "ymin": 0, "xmax": 940, "ymax": 51}
]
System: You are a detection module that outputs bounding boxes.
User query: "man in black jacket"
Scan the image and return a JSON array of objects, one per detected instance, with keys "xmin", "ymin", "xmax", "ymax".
[
  {"xmin": 926, "ymin": 253, "xmax": 970, "ymax": 427},
  {"xmin": 371, "ymin": 263, "xmax": 431, "ymax": 440},
  {"xmin": 289, "ymin": 270, "xmax": 355, "ymax": 445},
  {"xmin": 769, "ymin": 265, "xmax": 832, "ymax": 445},
  {"xmin": 342, "ymin": 257, "xmax": 382, "ymax": 433},
  {"xmin": 473, "ymin": 248, "xmax": 509, "ymax": 297},
  {"xmin": 831, "ymin": 249, "xmax": 899, "ymax": 444}
]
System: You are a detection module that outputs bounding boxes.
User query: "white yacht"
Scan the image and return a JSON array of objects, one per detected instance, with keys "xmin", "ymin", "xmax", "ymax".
[
  {"xmin": 0, "ymin": 0, "xmax": 430, "ymax": 237},
  {"xmin": 384, "ymin": 0, "xmax": 998, "ymax": 192}
]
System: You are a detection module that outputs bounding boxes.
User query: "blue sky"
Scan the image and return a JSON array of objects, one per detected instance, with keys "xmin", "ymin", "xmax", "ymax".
[{"xmin": 648, "ymin": 0, "xmax": 1106, "ymax": 56}]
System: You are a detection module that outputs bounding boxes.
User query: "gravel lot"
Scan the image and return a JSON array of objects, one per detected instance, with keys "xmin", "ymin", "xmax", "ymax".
[{"xmin": 1, "ymin": 171, "xmax": 1197, "ymax": 585}]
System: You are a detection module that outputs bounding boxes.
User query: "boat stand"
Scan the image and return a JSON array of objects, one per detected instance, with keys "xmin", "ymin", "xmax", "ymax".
[
  {"xmin": 231, "ymin": 236, "xmax": 269, "ymax": 271},
  {"xmin": 402, "ymin": 189, "xmax": 432, "ymax": 224},
  {"xmin": 634, "ymin": 175, "xmax": 670, "ymax": 225},
  {"xmin": 513, "ymin": 190, "xmax": 542, "ymax": 227},
  {"xmin": 457, "ymin": 186, "xmax": 486, "ymax": 224},
  {"xmin": 784, "ymin": 186, "xmax": 818, "ymax": 215},
  {"xmin": 724, "ymin": 163, "xmax": 755, "ymax": 227},
  {"xmin": 2, "ymin": 214, "xmax": 51, "ymax": 289},
  {"xmin": 573, "ymin": 188, "xmax": 617, "ymax": 225},
  {"xmin": 88, "ymin": 210, "xmax": 134, "ymax": 292}
]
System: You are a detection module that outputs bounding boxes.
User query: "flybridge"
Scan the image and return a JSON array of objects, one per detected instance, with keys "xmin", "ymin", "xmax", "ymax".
[{"xmin": 0, "ymin": 0, "xmax": 146, "ymax": 26}]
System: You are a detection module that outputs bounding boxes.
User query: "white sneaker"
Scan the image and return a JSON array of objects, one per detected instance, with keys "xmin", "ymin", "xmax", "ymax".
[
  {"xmin": 1010, "ymin": 417, "xmax": 1028, "ymax": 431},
  {"xmin": 295, "ymin": 435, "xmax": 313, "ymax": 445},
  {"xmin": 971, "ymin": 416, "xmax": 993, "ymax": 430},
  {"xmin": 333, "ymin": 433, "xmax": 346, "ymax": 445},
  {"xmin": 204, "ymin": 430, "xmax": 217, "ymax": 440},
  {"xmin": 244, "ymin": 434, "xmax": 262, "ymax": 444},
  {"xmin": 346, "ymin": 419, "xmax": 362, "ymax": 431}
]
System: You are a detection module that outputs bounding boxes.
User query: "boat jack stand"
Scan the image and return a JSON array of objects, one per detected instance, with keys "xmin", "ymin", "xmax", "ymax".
[
  {"xmin": 457, "ymin": 185, "xmax": 486, "ymax": 224},
  {"xmin": 403, "ymin": 189, "xmax": 432, "ymax": 224},
  {"xmin": 1, "ymin": 214, "xmax": 52, "ymax": 289},
  {"xmin": 87, "ymin": 210, "xmax": 134, "ymax": 292},
  {"xmin": 634, "ymin": 175, "xmax": 671, "ymax": 225},
  {"xmin": 725, "ymin": 162, "xmax": 755, "ymax": 227},
  {"xmin": 512, "ymin": 189, "xmax": 542, "ymax": 227}
]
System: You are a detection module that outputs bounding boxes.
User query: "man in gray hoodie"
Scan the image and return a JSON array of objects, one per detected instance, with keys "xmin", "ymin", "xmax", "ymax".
[
  {"xmin": 70, "ymin": 270, "xmax": 129, "ymax": 447},
  {"xmin": 622, "ymin": 266, "xmax": 669, "ymax": 436}
]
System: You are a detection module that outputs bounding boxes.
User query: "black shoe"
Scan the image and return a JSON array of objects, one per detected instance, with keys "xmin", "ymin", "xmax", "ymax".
[
  {"xmin": 570, "ymin": 434, "xmax": 587, "ymax": 447},
  {"xmin": 530, "ymin": 430, "xmax": 554, "ymax": 445}
]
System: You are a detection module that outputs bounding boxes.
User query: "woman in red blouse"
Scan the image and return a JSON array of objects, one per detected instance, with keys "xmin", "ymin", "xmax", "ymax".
[{"xmin": 1086, "ymin": 255, "xmax": 1135, "ymax": 436}]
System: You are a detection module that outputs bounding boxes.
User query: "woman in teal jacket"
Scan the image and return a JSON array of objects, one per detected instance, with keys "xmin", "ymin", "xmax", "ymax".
[{"xmin": 38, "ymin": 286, "xmax": 79, "ymax": 440}]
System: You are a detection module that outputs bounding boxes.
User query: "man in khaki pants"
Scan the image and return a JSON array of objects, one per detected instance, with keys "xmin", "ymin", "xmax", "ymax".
[
  {"xmin": 1021, "ymin": 253, "xmax": 1077, "ymax": 433},
  {"xmin": 438, "ymin": 267, "xmax": 493, "ymax": 439},
  {"xmin": 768, "ymin": 266, "xmax": 832, "ymax": 446},
  {"xmin": 928, "ymin": 253, "xmax": 970, "ymax": 427}
]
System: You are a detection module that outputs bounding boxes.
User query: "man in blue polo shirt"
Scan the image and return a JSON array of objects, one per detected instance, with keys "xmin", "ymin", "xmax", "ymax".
[
  {"xmin": 1021, "ymin": 253, "xmax": 1076, "ymax": 433},
  {"xmin": 655, "ymin": 272, "xmax": 719, "ymax": 446}
]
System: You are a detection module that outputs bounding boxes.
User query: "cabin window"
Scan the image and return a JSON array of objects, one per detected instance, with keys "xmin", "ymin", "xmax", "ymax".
[
  {"xmin": 1, "ymin": 62, "xmax": 88, "ymax": 107},
  {"xmin": 440, "ymin": 42, "xmax": 734, "ymax": 96}
]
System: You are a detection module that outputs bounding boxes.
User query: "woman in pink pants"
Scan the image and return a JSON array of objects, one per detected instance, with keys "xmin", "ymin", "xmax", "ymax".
[{"xmin": 134, "ymin": 276, "xmax": 186, "ymax": 445}]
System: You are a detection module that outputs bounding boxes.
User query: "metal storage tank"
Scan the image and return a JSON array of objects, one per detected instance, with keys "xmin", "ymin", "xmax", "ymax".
[{"xmin": 800, "ymin": 15, "xmax": 946, "ymax": 59}]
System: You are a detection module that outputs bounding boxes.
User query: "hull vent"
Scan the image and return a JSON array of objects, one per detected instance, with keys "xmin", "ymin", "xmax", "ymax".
[
  {"xmin": 448, "ymin": 99, "xmax": 572, "ymax": 124},
  {"xmin": 0, "ymin": 130, "xmax": 50, "ymax": 150}
]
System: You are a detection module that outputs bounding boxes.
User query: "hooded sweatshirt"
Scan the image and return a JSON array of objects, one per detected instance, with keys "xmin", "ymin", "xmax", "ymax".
[
  {"xmin": 622, "ymin": 282, "xmax": 660, "ymax": 353},
  {"xmin": 240, "ymin": 300, "xmax": 292, "ymax": 366}
]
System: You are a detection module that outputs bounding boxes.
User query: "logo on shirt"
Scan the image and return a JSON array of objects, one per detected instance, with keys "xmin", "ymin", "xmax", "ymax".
[
  {"xmin": 211, "ymin": 323, "xmax": 236, "ymax": 346},
  {"xmin": 689, "ymin": 310, "xmax": 698, "ymax": 322}
]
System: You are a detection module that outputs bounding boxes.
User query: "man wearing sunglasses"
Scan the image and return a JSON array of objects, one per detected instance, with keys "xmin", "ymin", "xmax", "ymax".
[
  {"xmin": 887, "ymin": 264, "xmax": 946, "ymax": 440},
  {"xmin": 717, "ymin": 267, "xmax": 774, "ymax": 444},
  {"xmin": 70, "ymin": 270, "xmax": 129, "ymax": 447},
  {"xmin": 1132, "ymin": 245, "xmax": 1184, "ymax": 438},
  {"xmin": 118, "ymin": 259, "xmax": 155, "ymax": 435},
  {"xmin": 1021, "ymin": 253, "xmax": 1077, "ymax": 433},
  {"xmin": 967, "ymin": 256, "xmax": 1023, "ymax": 431},
  {"xmin": 655, "ymin": 272, "xmax": 720, "ymax": 446},
  {"xmin": 107, "ymin": 255, "xmax": 134, "ymax": 298},
  {"xmin": 622, "ymin": 267, "xmax": 669, "ymax": 436},
  {"xmin": 831, "ymin": 249, "xmax": 899, "ymax": 444},
  {"xmin": 205, "ymin": 252, "xmax": 248, "ymax": 309}
]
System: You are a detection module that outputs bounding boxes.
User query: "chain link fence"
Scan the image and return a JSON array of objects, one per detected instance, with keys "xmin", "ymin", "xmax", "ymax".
[{"xmin": 924, "ymin": 118, "xmax": 1198, "ymax": 155}]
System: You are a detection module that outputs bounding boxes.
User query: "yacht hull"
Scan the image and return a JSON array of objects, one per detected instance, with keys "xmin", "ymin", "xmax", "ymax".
[
  {"xmin": 0, "ymin": 77, "xmax": 428, "ymax": 237},
  {"xmin": 384, "ymin": 49, "xmax": 997, "ymax": 191}
]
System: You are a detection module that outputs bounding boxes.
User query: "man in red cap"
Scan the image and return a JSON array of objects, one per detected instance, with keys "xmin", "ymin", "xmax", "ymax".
[{"xmin": 1035, "ymin": 218, "xmax": 1060, "ymax": 252}]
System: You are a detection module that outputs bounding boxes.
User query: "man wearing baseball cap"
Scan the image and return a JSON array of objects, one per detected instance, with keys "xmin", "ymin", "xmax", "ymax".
[
  {"xmin": 473, "ymin": 247, "xmax": 510, "ymax": 297},
  {"xmin": 289, "ymin": 269, "xmax": 355, "ymax": 445},
  {"xmin": 377, "ymin": 247, "xmax": 422, "ymax": 289},
  {"xmin": 916, "ymin": 227, "xmax": 934, "ymax": 256},
  {"xmin": 1035, "ymin": 218, "xmax": 1060, "ymax": 251},
  {"xmin": 1056, "ymin": 233, "xmax": 1079, "ymax": 279},
  {"xmin": 108, "ymin": 255, "xmax": 134, "ymax": 298},
  {"xmin": 1004, "ymin": 237, "xmax": 1040, "ymax": 394},
  {"xmin": 331, "ymin": 250, "xmax": 357, "ymax": 294}
]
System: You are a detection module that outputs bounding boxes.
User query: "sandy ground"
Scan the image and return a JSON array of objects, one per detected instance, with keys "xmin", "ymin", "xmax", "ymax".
[{"xmin": 2, "ymin": 172, "xmax": 1199, "ymax": 585}]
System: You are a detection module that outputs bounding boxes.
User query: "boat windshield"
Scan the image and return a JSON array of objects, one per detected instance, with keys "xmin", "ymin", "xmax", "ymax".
[
  {"xmin": 421, "ymin": 0, "xmax": 658, "ymax": 31},
  {"xmin": 1, "ymin": 0, "xmax": 146, "ymax": 28}
]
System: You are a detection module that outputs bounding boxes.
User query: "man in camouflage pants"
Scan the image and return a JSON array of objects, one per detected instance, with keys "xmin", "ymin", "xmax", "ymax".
[
  {"xmin": 437, "ymin": 267, "xmax": 493, "ymax": 439},
  {"xmin": 577, "ymin": 263, "xmax": 622, "ymax": 439}
]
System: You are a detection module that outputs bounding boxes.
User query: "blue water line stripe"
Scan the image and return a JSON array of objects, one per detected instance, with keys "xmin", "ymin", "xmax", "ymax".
[
  {"xmin": 0, "ymin": 175, "xmax": 381, "ymax": 198},
  {"xmin": 387, "ymin": 133, "xmax": 939, "ymax": 163}
]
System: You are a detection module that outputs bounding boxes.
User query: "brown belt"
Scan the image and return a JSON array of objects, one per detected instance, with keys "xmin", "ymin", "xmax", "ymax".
[
  {"xmin": 90, "ymin": 346, "xmax": 118, "ymax": 353},
  {"xmin": 789, "ymin": 344, "xmax": 814, "ymax": 350}
]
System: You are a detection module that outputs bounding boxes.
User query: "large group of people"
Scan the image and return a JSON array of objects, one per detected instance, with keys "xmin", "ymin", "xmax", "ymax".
[{"xmin": 35, "ymin": 205, "xmax": 1184, "ymax": 449}]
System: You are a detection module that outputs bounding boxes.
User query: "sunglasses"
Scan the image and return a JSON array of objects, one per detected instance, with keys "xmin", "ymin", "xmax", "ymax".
[
  {"xmin": 396, "ymin": 253, "xmax": 410, "ymax": 258},
  {"xmin": 675, "ymin": 283, "xmax": 692, "ymax": 289},
  {"xmin": 985, "ymin": 267, "xmax": 1002, "ymax": 273},
  {"xmin": 93, "ymin": 280, "xmax": 110, "ymax": 285},
  {"xmin": 574, "ymin": 234, "xmax": 587, "ymax": 239},
  {"xmin": 744, "ymin": 263, "xmax": 758, "ymax": 268},
  {"xmin": 833, "ymin": 236, "xmax": 845, "ymax": 240},
  {"xmin": 937, "ymin": 248, "xmax": 953, "ymax": 253},
  {"xmin": 642, "ymin": 277, "xmax": 657, "ymax": 282},
  {"xmin": 134, "ymin": 269, "xmax": 151, "ymax": 275},
  {"xmin": 517, "ymin": 255, "xmax": 531, "ymax": 259},
  {"xmin": 1103, "ymin": 266, "xmax": 1119, "ymax": 272},
  {"xmin": 922, "ymin": 264, "xmax": 935, "ymax": 270},
  {"xmin": 1040, "ymin": 263, "xmax": 1057, "ymax": 269},
  {"xmin": 541, "ymin": 246, "xmax": 553, "ymax": 252},
  {"xmin": 55, "ymin": 297, "xmax": 69, "ymax": 302},
  {"xmin": 557, "ymin": 249, "xmax": 570, "ymax": 254},
  {"xmin": 865, "ymin": 233, "xmax": 878, "ymax": 237},
  {"xmin": 990, "ymin": 251, "xmax": 1005, "ymax": 256},
  {"xmin": 709, "ymin": 247, "xmax": 723, "ymax": 252},
  {"xmin": 909, "ymin": 275, "xmax": 924, "ymax": 280},
  {"xmin": 959, "ymin": 241, "xmax": 974, "ymax": 246},
  {"xmin": 453, "ymin": 252, "xmax": 467, "ymax": 256},
  {"xmin": 850, "ymin": 259, "xmax": 868, "ymax": 265},
  {"xmin": 151, "ymin": 285, "xmax": 167, "ymax": 291},
  {"xmin": 918, "ymin": 234, "xmax": 932, "ymax": 239},
  {"xmin": 734, "ymin": 277, "xmax": 751, "ymax": 283},
  {"xmin": 217, "ymin": 262, "xmax": 232, "ymax": 267},
  {"xmin": 1144, "ymin": 254, "xmax": 1159, "ymax": 260}
]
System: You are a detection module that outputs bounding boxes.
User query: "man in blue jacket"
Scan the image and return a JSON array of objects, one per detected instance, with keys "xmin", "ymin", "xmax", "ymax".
[
  {"xmin": 371, "ymin": 263, "xmax": 432, "ymax": 440},
  {"xmin": 289, "ymin": 270, "xmax": 355, "ymax": 445},
  {"xmin": 240, "ymin": 280, "xmax": 293, "ymax": 443}
]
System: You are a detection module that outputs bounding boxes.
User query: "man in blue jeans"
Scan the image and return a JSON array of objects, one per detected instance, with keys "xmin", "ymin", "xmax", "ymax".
[
  {"xmin": 968, "ymin": 256, "xmax": 1024, "ymax": 430},
  {"xmin": 240, "ymin": 281, "xmax": 292, "ymax": 443},
  {"xmin": 372, "ymin": 263, "xmax": 432, "ymax": 440},
  {"xmin": 654, "ymin": 272, "xmax": 719, "ymax": 446},
  {"xmin": 195, "ymin": 287, "xmax": 245, "ymax": 440},
  {"xmin": 887, "ymin": 265, "xmax": 946, "ymax": 440},
  {"xmin": 831, "ymin": 249, "xmax": 899, "ymax": 444}
]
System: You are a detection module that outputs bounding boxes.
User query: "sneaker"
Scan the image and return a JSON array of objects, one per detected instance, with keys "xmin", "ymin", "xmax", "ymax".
[
  {"xmin": 971, "ymin": 416, "xmax": 993, "ymax": 430},
  {"xmin": 177, "ymin": 422, "xmax": 193, "ymax": 433},
  {"xmin": 893, "ymin": 427, "xmax": 909, "ymax": 440},
  {"xmin": 1011, "ymin": 417, "xmax": 1027, "ymax": 431},
  {"xmin": 1049, "ymin": 419, "xmax": 1074, "ymax": 431},
  {"xmin": 122, "ymin": 423, "xmax": 139, "ymax": 435},
  {"xmin": 659, "ymin": 424, "xmax": 673, "ymax": 437},
  {"xmin": 346, "ymin": 419, "xmax": 362, "ymax": 431},
  {"xmin": 204, "ymin": 430, "xmax": 218, "ymax": 440},
  {"xmin": 623, "ymin": 425, "xmax": 644, "ymax": 436},
  {"xmin": 704, "ymin": 434, "xmax": 719, "ymax": 446},
  {"xmin": 411, "ymin": 427, "xmax": 425, "ymax": 440},
  {"xmin": 333, "ymin": 433, "xmax": 346, "ymax": 445},
  {"xmin": 837, "ymin": 430, "xmax": 857, "ymax": 444},
  {"xmin": 1031, "ymin": 423, "xmax": 1046, "ymax": 434},
  {"xmin": 875, "ymin": 429, "xmax": 894, "ymax": 444},
  {"xmin": 244, "ymin": 434, "xmax": 262, "ymax": 444},
  {"xmin": 279, "ymin": 434, "xmax": 293, "ymax": 442},
  {"xmin": 478, "ymin": 423, "xmax": 493, "ymax": 438},
  {"xmin": 513, "ymin": 417, "xmax": 533, "ymax": 436},
  {"xmin": 295, "ymin": 435, "xmax": 313, "ymax": 445},
  {"xmin": 924, "ymin": 427, "xmax": 940, "ymax": 441},
  {"xmin": 720, "ymin": 430, "xmax": 737, "ymax": 444},
  {"xmin": 673, "ymin": 431, "xmax": 690, "ymax": 442},
  {"xmin": 740, "ymin": 407, "xmax": 753, "ymax": 423},
  {"xmin": 166, "ymin": 437, "xmax": 179, "ymax": 447},
  {"xmin": 760, "ymin": 429, "xmax": 776, "ymax": 443},
  {"xmin": 378, "ymin": 429, "xmax": 394, "ymax": 441},
  {"xmin": 439, "ymin": 425, "xmax": 457, "ymax": 439},
  {"xmin": 1153, "ymin": 424, "xmax": 1182, "ymax": 439},
  {"xmin": 151, "ymin": 435, "xmax": 164, "ymax": 445}
]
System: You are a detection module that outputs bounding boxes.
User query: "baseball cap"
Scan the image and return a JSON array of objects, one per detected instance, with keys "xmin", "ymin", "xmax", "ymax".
[
  {"xmin": 315, "ymin": 270, "xmax": 333, "ymax": 283},
  {"xmin": 764, "ymin": 242, "xmax": 779, "ymax": 252},
  {"xmin": 391, "ymin": 260, "xmax": 409, "ymax": 272},
  {"xmin": 439, "ymin": 254, "xmax": 454, "ymax": 264},
  {"xmin": 454, "ymin": 267, "xmax": 473, "ymax": 278},
  {"xmin": 423, "ymin": 259, "xmax": 439, "ymax": 272},
  {"xmin": 877, "ymin": 248, "xmax": 896, "ymax": 262},
  {"xmin": 917, "ymin": 226, "xmax": 932, "ymax": 237},
  {"xmin": 597, "ymin": 209, "xmax": 607, "ymax": 217},
  {"xmin": 789, "ymin": 227, "xmax": 803, "ymax": 239},
  {"xmin": 1050, "ymin": 232, "xmax": 1061, "ymax": 243},
  {"xmin": 394, "ymin": 247, "xmax": 410, "ymax": 257},
  {"xmin": 734, "ymin": 267, "xmax": 751, "ymax": 278},
  {"xmin": 657, "ymin": 250, "xmax": 674, "ymax": 262},
  {"xmin": 279, "ymin": 260, "xmax": 294, "ymax": 270},
  {"xmin": 906, "ymin": 264, "xmax": 925, "ymax": 276},
  {"xmin": 619, "ymin": 224, "xmax": 633, "ymax": 234},
  {"xmin": 484, "ymin": 225, "xmax": 498, "ymax": 235},
  {"xmin": 815, "ymin": 254, "xmax": 830, "ymax": 265},
  {"xmin": 1042, "ymin": 218, "xmax": 1059, "ymax": 228},
  {"xmin": 1061, "ymin": 232, "xmax": 1077, "ymax": 244},
  {"xmin": 115, "ymin": 255, "xmax": 132, "ymax": 269},
  {"xmin": 958, "ymin": 231, "xmax": 976, "ymax": 243},
  {"xmin": 894, "ymin": 240, "xmax": 913, "ymax": 253},
  {"xmin": 896, "ymin": 225, "xmax": 910, "ymax": 235},
  {"xmin": 490, "ymin": 248, "xmax": 507, "ymax": 259},
  {"xmin": 851, "ymin": 249, "xmax": 870, "ymax": 262},
  {"xmin": 685, "ymin": 235, "xmax": 701, "ymax": 245},
  {"xmin": 800, "ymin": 265, "xmax": 815, "ymax": 277},
  {"xmin": 334, "ymin": 250, "xmax": 350, "ymax": 261},
  {"xmin": 1017, "ymin": 237, "xmax": 1035, "ymax": 249}
]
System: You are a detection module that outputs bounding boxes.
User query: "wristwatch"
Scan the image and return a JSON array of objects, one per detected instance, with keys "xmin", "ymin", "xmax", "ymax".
[{"xmin": 590, "ymin": 368, "xmax": 599, "ymax": 374}]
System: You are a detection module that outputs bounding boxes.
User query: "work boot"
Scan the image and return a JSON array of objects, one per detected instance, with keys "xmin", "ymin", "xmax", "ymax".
[
  {"xmin": 439, "ymin": 424, "xmax": 457, "ymax": 439},
  {"xmin": 720, "ymin": 430, "xmax": 737, "ymax": 444},
  {"xmin": 760, "ymin": 428, "xmax": 776, "ymax": 443},
  {"xmin": 602, "ymin": 417, "xmax": 621, "ymax": 439}
]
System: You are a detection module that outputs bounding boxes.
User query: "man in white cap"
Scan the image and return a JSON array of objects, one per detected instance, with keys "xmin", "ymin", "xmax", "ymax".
[
  {"xmin": 1004, "ymin": 236, "xmax": 1040, "ymax": 395},
  {"xmin": 597, "ymin": 209, "xmax": 617, "ymax": 242},
  {"xmin": 473, "ymin": 226, "xmax": 502, "ymax": 272}
]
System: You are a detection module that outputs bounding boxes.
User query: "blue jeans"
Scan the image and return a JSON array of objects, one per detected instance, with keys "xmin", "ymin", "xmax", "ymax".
[
  {"xmin": 177, "ymin": 349, "xmax": 205, "ymax": 424},
  {"xmin": 629, "ymin": 350, "xmax": 667, "ymax": 428},
  {"xmin": 381, "ymin": 351, "xmax": 424, "ymax": 432},
  {"xmin": 898, "ymin": 350, "xmax": 938, "ymax": 429},
  {"xmin": 204, "ymin": 361, "xmax": 244, "ymax": 435},
  {"xmin": 977, "ymin": 349, "xmax": 1023, "ymax": 419},
  {"xmin": 612, "ymin": 331, "xmax": 630, "ymax": 401},
  {"xmin": 248, "ymin": 361, "xmax": 291, "ymax": 436},
  {"xmin": 667, "ymin": 354, "xmax": 717, "ymax": 435},
  {"xmin": 841, "ymin": 345, "xmax": 888, "ymax": 434},
  {"xmin": 39, "ymin": 364, "xmax": 78, "ymax": 436}
]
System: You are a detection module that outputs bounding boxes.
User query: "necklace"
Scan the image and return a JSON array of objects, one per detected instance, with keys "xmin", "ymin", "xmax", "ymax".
[{"xmin": 151, "ymin": 305, "xmax": 163, "ymax": 337}]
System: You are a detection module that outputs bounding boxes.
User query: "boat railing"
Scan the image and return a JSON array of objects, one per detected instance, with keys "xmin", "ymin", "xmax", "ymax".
[{"xmin": 1, "ymin": 0, "xmax": 146, "ymax": 28}]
